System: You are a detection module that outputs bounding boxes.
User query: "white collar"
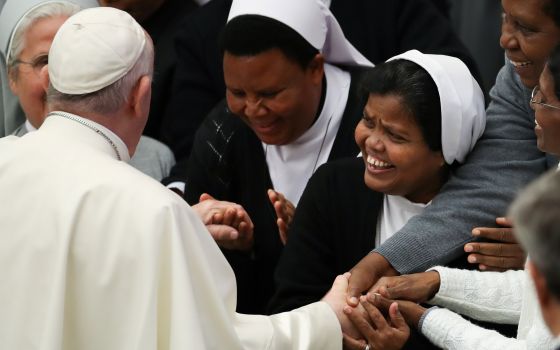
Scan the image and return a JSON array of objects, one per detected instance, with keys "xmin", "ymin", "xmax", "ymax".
[
  {"xmin": 377, "ymin": 195, "xmax": 429, "ymax": 247},
  {"xmin": 45, "ymin": 111, "xmax": 130, "ymax": 161},
  {"xmin": 264, "ymin": 64, "xmax": 350, "ymax": 204},
  {"xmin": 24, "ymin": 119, "xmax": 36, "ymax": 133}
]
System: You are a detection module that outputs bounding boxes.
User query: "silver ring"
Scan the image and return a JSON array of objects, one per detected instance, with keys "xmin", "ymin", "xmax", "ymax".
[{"xmin": 364, "ymin": 344, "xmax": 370, "ymax": 350}]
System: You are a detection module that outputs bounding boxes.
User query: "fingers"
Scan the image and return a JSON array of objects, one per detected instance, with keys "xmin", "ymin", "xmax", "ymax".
[
  {"xmin": 471, "ymin": 227, "xmax": 518, "ymax": 243},
  {"xmin": 347, "ymin": 254, "xmax": 388, "ymax": 306},
  {"xmin": 278, "ymin": 218, "xmax": 288, "ymax": 245},
  {"xmin": 495, "ymin": 216, "xmax": 512, "ymax": 227},
  {"xmin": 206, "ymin": 224, "xmax": 238, "ymax": 241},
  {"xmin": 199, "ymin": 193, "xmax": 215, "ymax": 202},
  {"xmin": 465, "ymin": 241, "xmax": 526, "ymax": 257},
  {"xmin": 360, "ymin": 295, "xmax": 389, "ymax": 331},
  {"xmin": 465, "ymin": 241, "xmax": 526, "ymax": 270},
  {"xmin": 388, "ymin": 302, "xmax": 407, "ymax": 330},
  {"xmin": 344, "ymin": 305, "xmax": 379, "ymax": 341},
  {"xmin": 468, "ymin": 254, "xmax": 526, "ymax": 270},
  {"xmin": 342, "ymin": 333, "xmax": 367, "ymax": 350}
]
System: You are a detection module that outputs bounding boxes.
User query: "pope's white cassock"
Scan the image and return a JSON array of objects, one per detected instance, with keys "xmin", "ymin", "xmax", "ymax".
[{"xmin": 0, "ymin": 114, "xmax": 342, "ymax": 349}]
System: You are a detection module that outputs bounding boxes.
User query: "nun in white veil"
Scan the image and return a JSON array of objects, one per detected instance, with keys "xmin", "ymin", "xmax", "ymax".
[{"xmin": 0, "ymin": 0, "xmax": 97, "ymax": 137}]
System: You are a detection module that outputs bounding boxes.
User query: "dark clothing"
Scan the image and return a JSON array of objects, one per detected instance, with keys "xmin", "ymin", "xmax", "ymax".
[
  {"xmin": 162, "ymin": 0, "xmax": 480, "ymax": 160},
  {"xmin": 141, "ymin": 0, "xmax": 198, "ymax": 140},
  {"xmin": 270, "ymin": 157, "xmax": 516, "ymax": 344},
  {"xmin": 269, "ymin": 157, "xmax": 378, "ymax": 313},
  {"xmin": 183, "ymin": 69, "xmax": 365, "ymax": 314}
]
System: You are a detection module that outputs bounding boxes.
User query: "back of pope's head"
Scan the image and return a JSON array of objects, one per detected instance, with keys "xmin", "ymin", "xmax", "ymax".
[{"xmin": 46, "ymin": 6, "xmax": 154, "ymax": 122}]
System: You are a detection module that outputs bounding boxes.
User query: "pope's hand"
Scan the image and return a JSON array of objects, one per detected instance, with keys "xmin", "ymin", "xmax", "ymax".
[{"xmin": 322, "ymin": 273, "xmax": 362, "ymax": 339}]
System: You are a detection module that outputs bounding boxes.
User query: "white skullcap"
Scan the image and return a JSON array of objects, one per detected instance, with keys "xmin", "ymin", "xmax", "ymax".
[
  {"xmin": 49, "ymin": 7, "xmax": 146, "ymax": 94},
  {"xmin": 0, "ymin": 0, "xmax": 98, "ymax": 66},
  {"xmin": 227, "ymin": 0, "xmax": 373, "ymax": 68},
  {"xmin": 388, "ymin": 50, "xmax": 486, "ymax": 164}
]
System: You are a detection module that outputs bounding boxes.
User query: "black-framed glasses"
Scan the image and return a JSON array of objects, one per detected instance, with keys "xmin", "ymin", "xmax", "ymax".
[
  {"xmin": 14, "ymin": 54, "xmax": 48, "ymax": 75},
  {"xmin": 531, "ymin": 85, "xmax": 560, "ymax": 111}
]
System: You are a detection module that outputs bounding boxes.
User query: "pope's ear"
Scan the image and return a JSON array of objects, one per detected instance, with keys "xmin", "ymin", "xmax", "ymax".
[
  {"xmin": 40, "ymin": 65, "xmax": 50, "ymax": 92},
  {"xmin": 129, "ymin": 75, "xmax": 151, "ymax": 118},
  {"xmin": 528, "ymin": 260, "xmax": 551, "ymax": 309}
]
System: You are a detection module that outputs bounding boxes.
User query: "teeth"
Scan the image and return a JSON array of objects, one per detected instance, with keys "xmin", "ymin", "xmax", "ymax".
[
  {"xmin": 366, "ymin": 155, "xmax": 392, "ymax": 168},
  {"xmin": 535, "ymin": 119, "xmax": 540, "ymax": 126},
  {"xmin": 509, "ymin": 59, "xmax": 532, "ymax": 67}
]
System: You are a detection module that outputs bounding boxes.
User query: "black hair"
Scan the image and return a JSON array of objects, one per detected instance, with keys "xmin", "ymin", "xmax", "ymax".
[
  {"xmin": 548, "ymin": 43, "xmax": 560, "ymax": 98},
  {"xmin": 220, "ymin": 14, "xmax": 319, "ymax": 69},
  {"xmin": 358, "ymin": 59, "xmax": 442, "ymax": 153},
  {"xmin": 543, "ymin": 0, "xmax": 560, "ymax": 27}
]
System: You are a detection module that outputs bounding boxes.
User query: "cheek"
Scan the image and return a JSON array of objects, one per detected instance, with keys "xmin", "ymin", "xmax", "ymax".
[
  {"xmin": 354, "ymin": 124, "xmax": 367, "ymax": 147},
  {"xmin": 226, "ymin": 94, "xmax": 244, "ymax": 116}
]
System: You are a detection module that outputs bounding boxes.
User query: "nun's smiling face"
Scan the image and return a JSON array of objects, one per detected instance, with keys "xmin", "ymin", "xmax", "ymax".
[
  {"xmin": 223, "ymin": 49, "xmax": 324, "ymax": 145},
  {"xmin": 9, "ymin": 15, "xmax": 68, "ymax": 129},
  {"xmin": 355, "ymin": 94, "xmax": 445, "ymax": 204},
  {"xmin": 500, "ymin": 0, "xmax": 560, "ymax": 88}
]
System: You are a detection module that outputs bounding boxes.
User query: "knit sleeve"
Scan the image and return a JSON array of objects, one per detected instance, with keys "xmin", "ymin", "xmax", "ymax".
[
  {"xmin": 420, "ymin": 308, "xmax": 526, "ymax": 350},
  {"xmin": 427, "ymin": 266, "xmax": 523, "ymax": 324}
]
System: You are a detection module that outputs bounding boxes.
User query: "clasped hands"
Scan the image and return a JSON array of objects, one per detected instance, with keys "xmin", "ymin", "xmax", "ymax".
[
  {"xmin": 323, "ymin": 257, "xmax": 440, "ymax": 350},
  {"xmin": 192, "ymin": 189, "xmax": 294, "ymax": 251}
]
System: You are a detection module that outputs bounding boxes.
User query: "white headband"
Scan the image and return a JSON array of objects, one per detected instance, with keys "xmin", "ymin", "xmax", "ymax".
[
  {"xmin": 49, "ymin": 7, "xmax": 146, "ymax": 94},
  {"xmin": 388, "ymin": 50, "xmax": 486, "ymax": 164},
  {"xmin": 227, "ymin": 0, "xmax": 373, "ymax": 68},
  {"xmin": 0, "ymin": 0, "xmax": 98, "ymax": 68}
]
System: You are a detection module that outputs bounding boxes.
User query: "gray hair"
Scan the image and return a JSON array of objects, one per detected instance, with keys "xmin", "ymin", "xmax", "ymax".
[
  {"xmin": 46, "ymin": 35, "xmax": 154, "ymax": 115},
  {"xmin": 7, "ymin": 1, "xmax": 81, "ymax": 77},
  {"xmin": 509, "ymin": 170, "xmax": 560, "ymax": 299}
]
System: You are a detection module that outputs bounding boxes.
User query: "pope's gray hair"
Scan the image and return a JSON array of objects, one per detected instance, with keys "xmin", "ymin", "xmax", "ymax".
[
  {"xmin": 47, "ymin": 35, "xmax": 154, "ymax": 115},
  {"xmin": 7, "ymin": 1, "xmax": 81, "ymax": 78},
  {"xmin": 509, "ymin": 170, "xmax": 560, "ymax": 299}
]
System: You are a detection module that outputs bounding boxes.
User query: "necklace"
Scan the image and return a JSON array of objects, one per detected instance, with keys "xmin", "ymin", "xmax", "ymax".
[{"xmin": 48, "ymin": 111, "xmax": 122, "ymax": 161}]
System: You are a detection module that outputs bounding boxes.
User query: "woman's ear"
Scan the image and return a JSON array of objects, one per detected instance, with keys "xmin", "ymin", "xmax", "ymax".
[
  {"xmin": 307, "ymin": 53, "xmax": 325, "ymax": 85},
  {"xmin": 8, "ymin": 68, "xmax": 18, "ymax": 95}
]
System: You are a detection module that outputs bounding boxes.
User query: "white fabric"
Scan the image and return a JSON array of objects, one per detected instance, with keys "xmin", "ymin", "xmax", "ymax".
[
  {"xmin": 24, "ymin": 119, "xmax": 36, "ymax": 132},
  {"xmin": 265, "ymin": 63, "xmax": 349, "ymax": 205},
  {"xmin": 49, "ymin": 111, "xmax": 130, "ymax": 161},
  {"xmin": 0, "ymin": 115, "xmax": 342, "ymax": 350},
  {"xmin": 227, "ymin": 0, "xmax": 372, "ymax": 68},
  {"xmin": 420, "ymin": 266, "xmax": 555, "ymax": 349},
  {"xmin": 49, "ymin": 7, "xmax": 146, "ymax": 94},
  {"xmin": 387, "ymin": 50, "xmax": 486, "ymax": 164},
  {"xmin": 376, "ymin": 195, "xmax": 428, "ymax": 247},
  {"xmin": 0, "ymin": 0, "xmax": 97, "ymax": 65}
]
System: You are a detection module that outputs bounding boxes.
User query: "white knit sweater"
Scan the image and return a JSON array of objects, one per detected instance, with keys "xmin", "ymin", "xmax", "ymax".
[{"xmin": 420, "ymin": 266, "xmax": 555, "ymax": 349}]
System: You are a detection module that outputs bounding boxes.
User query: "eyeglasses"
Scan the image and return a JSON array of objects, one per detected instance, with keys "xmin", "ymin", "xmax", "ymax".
[
  {"xmin": 531, "ymin": 85, "xmax": 560, "ymax": 111},
  {"xmin": 14, "ymin": 54, "xmax": 48, "ymax": 76}
]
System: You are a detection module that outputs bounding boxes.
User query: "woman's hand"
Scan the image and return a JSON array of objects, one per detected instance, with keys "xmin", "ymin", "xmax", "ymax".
[
  {"xmin": 464, "ymin": 217, "xmax": 526, "ymax": 271},
  {"xmin": 372, "ymin": 271, "xmax": 440, "ymax": 303},
  {"xmin": 267, "ymin": 189, "xmax": 295, "ymax": 245},
  {"xmin": 342, "ymin": 295, "xmax": 410, "ymax": 350}
]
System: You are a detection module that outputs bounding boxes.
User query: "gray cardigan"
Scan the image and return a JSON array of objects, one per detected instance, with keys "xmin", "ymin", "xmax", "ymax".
[{"xmin": 377, "ymin": 61, "xmax": 558, "ymax": 273}]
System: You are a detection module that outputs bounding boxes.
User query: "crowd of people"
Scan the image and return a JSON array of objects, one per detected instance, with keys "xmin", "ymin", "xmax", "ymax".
[{"xmin": 0, "ymin": 0, "xmax": 559, "ymax": 349}]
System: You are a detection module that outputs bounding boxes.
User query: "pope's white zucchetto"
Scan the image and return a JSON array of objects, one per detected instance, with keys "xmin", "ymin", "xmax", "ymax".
[
  {"xmin": 388, "ymin": 50, "xmax": 486, "ymax": 164},
  {"xmin": 227, "ymin": 0, "xmax": 373, "ymax": 68},
  {"xmin": 49, "ymin": 7, "xmax": 146, "ymax": 95}
]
